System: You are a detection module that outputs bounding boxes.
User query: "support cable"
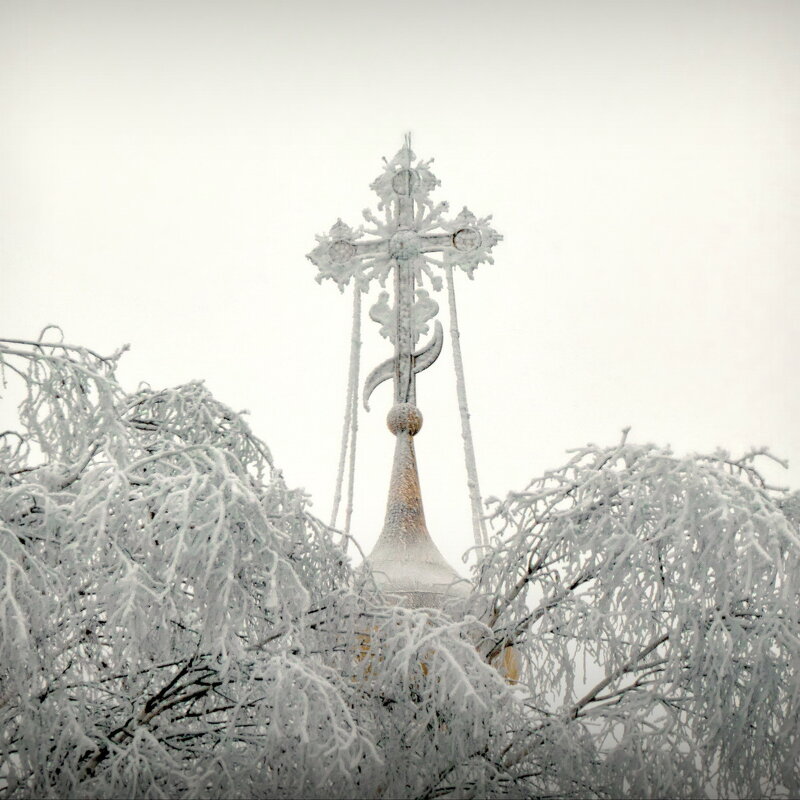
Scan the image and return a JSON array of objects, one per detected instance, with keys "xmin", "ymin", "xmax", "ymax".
[
  {"xmin": 343, "ymin": 288, "xmax": 361, "ymax": 541},
  {"xmin": 445, "ymin": 262, "xmax": 489, "ymax": 549},
  {"xmin": 330, "ymin": 284, "xmax": 362, "ymax": 549}
]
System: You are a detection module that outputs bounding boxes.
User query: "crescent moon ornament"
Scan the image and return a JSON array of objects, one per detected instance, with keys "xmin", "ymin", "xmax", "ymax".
[{"xmin": 362, "ymin": 321, "xmax": 443, "ymax": 411}]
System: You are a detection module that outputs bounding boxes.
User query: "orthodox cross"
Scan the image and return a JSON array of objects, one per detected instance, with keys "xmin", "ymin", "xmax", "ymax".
[
  {"xmin": 308, "ymin": 137, "xmax": 500, "ymax": 603},
  {"xmin": 308, "ymin": 135, "xmax": 500, "ymax": 412}
]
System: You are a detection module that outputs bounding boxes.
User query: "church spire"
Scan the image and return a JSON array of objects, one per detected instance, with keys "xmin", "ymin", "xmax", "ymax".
[
  {"xmin": 367, "ymin": 403, "xmax": 467, "ymax": 607},
  {"xmin": 308, "ymin": 137, "xmax": 501, "ymax": 607}
]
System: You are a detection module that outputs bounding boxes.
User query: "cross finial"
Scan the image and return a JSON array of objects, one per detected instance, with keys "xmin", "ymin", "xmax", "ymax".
[
  {"xmin": 308, "ymin": 137, "xmax": 501, "ymax": 410},
  {"xmin": 308, "ymin": 138, "xmax": 500, "ymax": 606}
]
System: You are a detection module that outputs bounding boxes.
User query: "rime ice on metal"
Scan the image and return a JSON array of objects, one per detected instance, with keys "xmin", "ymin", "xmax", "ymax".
[
  {"xmin": 308, "ymin": 136, "xmax": 501, "ymax": 410},
  {"xmin": 308, "ymin": 137, "xmax": 500, "ymax": 606}
]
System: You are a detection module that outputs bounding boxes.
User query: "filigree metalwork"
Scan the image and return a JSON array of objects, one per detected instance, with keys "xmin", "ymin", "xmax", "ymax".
[
  {"xmin": 307, "ymin": 136, "xmax": 502, "ymax": 409},
  {"xmin": 368, "ymin": 289, "xmax": 439, "ymax": 345}
]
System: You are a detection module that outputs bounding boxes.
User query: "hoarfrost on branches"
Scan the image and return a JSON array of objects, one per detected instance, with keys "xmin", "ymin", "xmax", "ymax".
[
  {"xmin": 472, "ymin": 432, "xmax": 800, "ymax": 798},
  {"xmin": 0, "ymin": 335, "xmax": 516, "ymax": 799},
  {"xmin": 1, "ymin": 335, "xmax": 799, "ymax": 798}
]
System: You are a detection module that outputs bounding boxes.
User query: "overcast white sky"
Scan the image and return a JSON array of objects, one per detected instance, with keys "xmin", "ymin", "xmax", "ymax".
[{"xmin": 2, "ymin": 1, "xmax": 798, "ymax": 571}]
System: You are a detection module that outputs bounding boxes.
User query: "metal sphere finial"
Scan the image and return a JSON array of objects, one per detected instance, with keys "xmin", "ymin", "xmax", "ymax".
[{"xmin": 387, "ymin": 403, "xmax": 423, "ymax": 436}]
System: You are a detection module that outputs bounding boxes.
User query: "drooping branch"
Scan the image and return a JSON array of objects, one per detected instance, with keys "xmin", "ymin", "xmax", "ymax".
[{"xmin": 568, "ymin": 630, "xmax": 670, "ymax": 719}]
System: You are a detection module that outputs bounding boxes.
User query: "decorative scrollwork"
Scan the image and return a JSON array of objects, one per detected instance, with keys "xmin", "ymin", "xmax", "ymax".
[{"xmin": 308, "ymin": 137, "xmax": 501, "ymax": 406}]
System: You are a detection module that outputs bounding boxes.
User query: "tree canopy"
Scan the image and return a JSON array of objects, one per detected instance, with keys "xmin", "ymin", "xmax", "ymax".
[{"xmin": 1, "ymin": 333, "xmax": 798, "ymax": 799}]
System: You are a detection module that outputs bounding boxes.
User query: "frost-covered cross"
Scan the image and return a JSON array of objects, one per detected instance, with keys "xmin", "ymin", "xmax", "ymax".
[
  {"xmin": 308, "ymin": 136, "xmax": 501, "ymax": 411},
  {"xmin": 309, "ymin": 137, "xmax": 500, "ymax": 565}
]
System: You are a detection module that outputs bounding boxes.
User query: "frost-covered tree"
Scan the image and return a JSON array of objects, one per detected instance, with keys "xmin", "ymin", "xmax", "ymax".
[
  {"xmin": 473, "ymin": 434, "xmax": 800, "ymax": 799},
  {"xmin": 1, "ymin": 333, "xmax": 798, "ymax": 799}
]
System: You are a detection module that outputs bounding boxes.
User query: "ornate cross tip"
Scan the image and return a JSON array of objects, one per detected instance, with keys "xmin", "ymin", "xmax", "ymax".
[
  {"xmin": 308, "ymin": 137, "xmax": 501, "ymax": 409},
  {"xmin": 307, "ymin": 219, "xmax": 364, "ymax": 292}
]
